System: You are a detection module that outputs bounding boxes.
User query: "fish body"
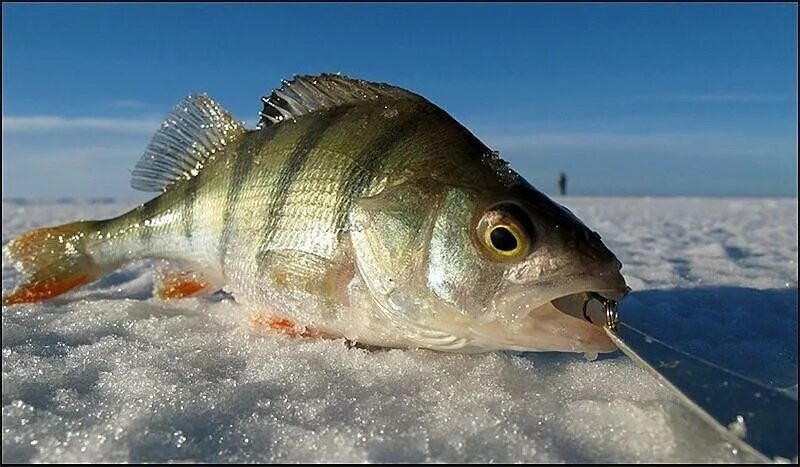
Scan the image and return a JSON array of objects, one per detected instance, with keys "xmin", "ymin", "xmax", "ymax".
[{"xmin": 3, "ymin": 74, "xmax": 628, "ymax": 353}]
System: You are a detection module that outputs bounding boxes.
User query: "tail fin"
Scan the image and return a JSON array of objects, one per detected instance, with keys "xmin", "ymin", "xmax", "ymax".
[{"xmin": 3, "ymin": 221, "xmax": 102, "ymax": 305}]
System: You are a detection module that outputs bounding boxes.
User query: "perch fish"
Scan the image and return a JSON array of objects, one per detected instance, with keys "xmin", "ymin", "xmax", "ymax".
[{"xmin": 2, "ymin": 74, "xmax": 629, "ymax": 353}]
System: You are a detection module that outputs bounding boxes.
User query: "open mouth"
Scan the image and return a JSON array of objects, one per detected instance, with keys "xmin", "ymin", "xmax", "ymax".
[
  {"xmin": 479, "ymin": 279, "xmax": 630, "ymax": 353},
  {"xmin": 420, "ymin": 277, "xmax": 630, "ymax": 353},
  {"xmin": 551, "ymin": 289, "xmax": 627, "ymax": 328}
]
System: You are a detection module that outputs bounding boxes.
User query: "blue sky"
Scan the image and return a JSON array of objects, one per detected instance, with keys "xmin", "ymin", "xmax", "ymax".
[{"xmin": 2, "ymin": 3, "xmax": 797, "ymax": 199}]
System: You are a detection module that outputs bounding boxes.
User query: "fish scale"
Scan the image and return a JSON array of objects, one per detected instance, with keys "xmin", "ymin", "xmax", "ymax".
[{"xmin": 254, "ymin": 108, "xmax": 355, "ymax": 266}]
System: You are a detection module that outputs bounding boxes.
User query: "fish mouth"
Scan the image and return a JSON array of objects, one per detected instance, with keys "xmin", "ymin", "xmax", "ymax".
[
  {"xmin": 551, "ymin": 289, "xmax": 628, "ymax": 327},
  {"xmin": 476, "ymin": 273, "xmax": 629, "ymax": 353},
  {"xmin": 545, "ymin": 288, "xmax": 628, "ymax": 350}
]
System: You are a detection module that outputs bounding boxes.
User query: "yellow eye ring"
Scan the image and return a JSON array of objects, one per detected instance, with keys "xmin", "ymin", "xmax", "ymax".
[
  {"xmin": 485, "ymin": 224, "xmax": 525, "ymax": 256},
  {"xmin": 477, "ymin": 208, "xmax": 531, "ymax": 262}
]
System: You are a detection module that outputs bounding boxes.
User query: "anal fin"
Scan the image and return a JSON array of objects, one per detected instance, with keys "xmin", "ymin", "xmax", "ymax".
[{"xmin": 154, "ymin": 261, "xmax": 224, "ymax": 300}]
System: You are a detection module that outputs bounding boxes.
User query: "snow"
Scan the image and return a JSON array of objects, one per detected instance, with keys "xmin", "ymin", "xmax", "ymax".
[{"xmin": 2, "ymin": 197, "xmax": 797, "ymax": 463}]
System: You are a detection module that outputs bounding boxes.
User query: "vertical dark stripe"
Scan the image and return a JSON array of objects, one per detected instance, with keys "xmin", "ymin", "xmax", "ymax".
[
  {"xmin": 218, "ymin": 130, "xmax": 268, "ymax": 263},
  {"xmin": 182, "ymin": 173, "xmax": 201, "ymax": 239},
  {"xmin": 136, "ymin": 196, "xmax": 161, "ymax": 244},
  {"xmin": 254, "ymin": 108, "xmax": 350, "ymax": 272},
  {"xmin": 332, "ymin": 115, "xmax": 421, "ymax": 234}
]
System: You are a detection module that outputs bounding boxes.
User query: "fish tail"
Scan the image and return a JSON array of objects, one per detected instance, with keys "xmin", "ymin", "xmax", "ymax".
[{"xmin": 3, "ymin": 220, "xmax": 106, "ymax": 305}]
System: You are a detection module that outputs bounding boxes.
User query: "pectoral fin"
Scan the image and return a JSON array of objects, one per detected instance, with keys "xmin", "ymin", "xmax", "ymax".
[{"xmin": 258, "ymin": 246, "xmax": 355, "ymax": 307}]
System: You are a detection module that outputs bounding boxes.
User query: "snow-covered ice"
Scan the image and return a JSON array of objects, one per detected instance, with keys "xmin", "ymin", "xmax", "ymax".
[{"xmin": 2, "ymin": 197, "xmax": 797, "ymax": 463}]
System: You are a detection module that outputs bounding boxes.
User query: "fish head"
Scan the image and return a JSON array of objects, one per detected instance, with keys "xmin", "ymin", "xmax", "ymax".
[
  {"xmin": 424, "ymin": 177, "xmax": 629, "ymax": 353},
  {"xmin": 351, "ymin": 174, "xmax": 628, "ymax": 353}
]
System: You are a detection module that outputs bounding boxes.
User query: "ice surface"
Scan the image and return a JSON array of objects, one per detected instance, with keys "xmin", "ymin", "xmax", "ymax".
[{"xmin": 2, "ymin": 197, "xmax": 797, "ymax": 463}]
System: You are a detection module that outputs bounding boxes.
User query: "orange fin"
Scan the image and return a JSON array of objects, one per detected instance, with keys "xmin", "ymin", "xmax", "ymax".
[
  {"xmin": 153, "ymin": 260, "xmax": 225, "ymax": 301},
  {"xmin": 3, "ymin": 273, "xmax": 94, "ymax": 305},
  {"xmin": 156, "ymin": 272, "xmax": 212, "ymax": 300},
  {"xmin": 248, "ymin": 312, "xmax": 333, "ymax": 339},
  {"xmin": 3, "ymin": 221, "xmax": 101, "ymax": 305}
]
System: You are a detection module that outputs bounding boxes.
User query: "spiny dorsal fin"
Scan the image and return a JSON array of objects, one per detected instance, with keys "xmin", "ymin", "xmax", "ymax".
[
  {"xmin": 258, "ymin": 73, "xmax": 425, "ymax": 129},
  {"xmin": 131, "ymin": 94, "xmax": 246, "ymax": 192}
]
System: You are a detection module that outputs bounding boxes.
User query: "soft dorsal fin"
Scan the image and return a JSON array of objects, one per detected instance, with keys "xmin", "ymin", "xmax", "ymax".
[
  {"xmin": 258, "ymin": 73, "xmax": 425, "ymax": 129},
  {"xmin": 131, "ymin": 94, "xmax": 246, "ymax": 192}
]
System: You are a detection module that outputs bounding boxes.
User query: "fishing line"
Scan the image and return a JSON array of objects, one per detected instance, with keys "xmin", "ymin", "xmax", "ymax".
[{"xmin": 596, "ymin": 304, "xmax": 798, "ymax": 462}]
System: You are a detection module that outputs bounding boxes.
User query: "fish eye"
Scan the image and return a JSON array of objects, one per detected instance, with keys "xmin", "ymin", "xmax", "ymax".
[{"xmin": 477, "ymin": 203, "xmax": 533, "ymax": 262}]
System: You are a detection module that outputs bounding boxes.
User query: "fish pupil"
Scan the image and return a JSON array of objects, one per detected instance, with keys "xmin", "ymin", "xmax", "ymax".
[{"xmin": 490, "ymin": 227, "xmax": 517, "ymax": 252}]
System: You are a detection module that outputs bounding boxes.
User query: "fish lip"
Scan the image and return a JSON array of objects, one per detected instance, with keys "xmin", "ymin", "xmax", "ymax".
[{"xmin": 586, "ymin": 286, "xmax": 631, "ymax": 302}]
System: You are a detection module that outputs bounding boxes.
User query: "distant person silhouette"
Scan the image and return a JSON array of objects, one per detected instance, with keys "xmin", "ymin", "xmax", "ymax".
[{"xmin": 558, "ymin": 172, "xmax": 567, "ymax": 196}]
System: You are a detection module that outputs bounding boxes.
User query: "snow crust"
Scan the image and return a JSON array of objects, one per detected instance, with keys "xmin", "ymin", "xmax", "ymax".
[{"xmin": 2, "ymin": 197, "xmax": 797, "ymax": 463}]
